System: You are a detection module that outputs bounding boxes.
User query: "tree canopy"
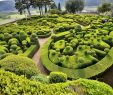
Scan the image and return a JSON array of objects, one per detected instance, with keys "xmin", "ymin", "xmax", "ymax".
[
  {"xmin": 65, "ymin": 0, "xmax": 84, "ymax": 13},
  {"xmin": 98, "ymin": 3, "xmax": 111, "ymax": 13},
  {"xmin": 15, "ymin": 0, "xmax": 54, "ymax": 16}
]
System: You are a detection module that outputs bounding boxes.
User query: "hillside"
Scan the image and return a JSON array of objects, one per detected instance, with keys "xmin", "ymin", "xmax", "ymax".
[{"xmin": 0, "ymin": 0, "xmax": 15, "ymax": 12}]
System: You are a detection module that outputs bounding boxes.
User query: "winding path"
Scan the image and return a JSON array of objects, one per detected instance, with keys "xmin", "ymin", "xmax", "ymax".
[{"xmin": 32, "ymin": 38, "xmax": 49, "ymax": 75}]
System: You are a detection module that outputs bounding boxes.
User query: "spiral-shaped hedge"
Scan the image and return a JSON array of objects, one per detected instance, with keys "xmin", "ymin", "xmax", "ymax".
[{"xmin": 41, "ymin": 23, "xmax": 113, "ymax": 79}]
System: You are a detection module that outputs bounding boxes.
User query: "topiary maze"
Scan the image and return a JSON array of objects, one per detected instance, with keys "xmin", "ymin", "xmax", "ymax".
[
  {"xmin": 0, "ymin": 29, "xmax": 40, "ymax": 59},
  {"xmin": 41, "ymin": 15, "xmax": 113, "ymax": 79}
]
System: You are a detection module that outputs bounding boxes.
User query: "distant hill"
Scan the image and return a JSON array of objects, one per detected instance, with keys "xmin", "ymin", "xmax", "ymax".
[
  {"xmin": 0, "ymin": 0, "xmax": 16, "ymax": 12},
  {"xmin": 84, "ymin": 0, "xmax": 113, "ymax": 6},
  {"xmin": 85, "ymin": 0, "xmax": 100, "ymax": 6}
]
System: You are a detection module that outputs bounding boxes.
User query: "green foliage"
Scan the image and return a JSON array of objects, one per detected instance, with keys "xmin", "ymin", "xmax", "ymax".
[
  {"xmin": 19, "ymin": 31, "xmax": 27, "ymax": 41},
  {"xmin": 49, "ymin": 9, "xmax": 61, "ymax": 14},
  {"xmin": 41, "ymin": 18, "xmax": 113, "ymax": 79},
  {"xmin": 31, "ymin": 74, "xmax": 49, "ymax": 84},
  {"xmin": 49, "ymin": 72, "xmax": 67, "ymax": 83},
  {"xmin": 54, "ymin": 40, "xmax": 65, "ymax": 50},
  {"xmin": 10, "ymin": 45, "xmax": 20, "ymax": 54},
  {"xmin": 63, "ymin": 46, "xmax": 73, "ymax": 55},
  {"xmin": 58, "ymin": 3, "xmax": 61, "ymax": 11},
  {"xmin": 0, "ymin": 34, "xmax": 4, "ymax": 40},
  {"xmin": 98, "ymin": 3, "xmax": 111, "ymax": 13},
  {"xmin": 24, "ymin": 45, "xmax": 40, "ymax": 58},
  {"xmin": 75, "ymin": 79, "xmax": 113, "ymax": 95},
  {"xmin": 4, "ymin": 33, "xmax": 12, "ymax": 41},
  {"xmin": 8, "ymin": 38, "xmax": 19, "ymax": 45},
  {"xmin": 30, "ymin": 33, "xmax": 39, "ymax": 45},
  {"xmin": 75, "ymin": 25, "xmax": 82, "ymax": 32},
  {"xmin": 70, "ymin": 39, "xmax": 78, "ymax": 47},
  {"xmin": 0, "ymin": 69, "xmax": 113, "ymax": 95},
  {"xmin": 66, "ymin": 0, "xmax": 84, "ymax": 13},
  {"xmin": 0, "ymin": 55, "xmax": 40, "ymax": 78}
]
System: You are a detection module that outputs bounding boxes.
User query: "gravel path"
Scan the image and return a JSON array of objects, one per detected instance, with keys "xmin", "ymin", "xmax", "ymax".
[{"xmin": 32, "ymin": 38, "xmax": 49, "ymax": 75}]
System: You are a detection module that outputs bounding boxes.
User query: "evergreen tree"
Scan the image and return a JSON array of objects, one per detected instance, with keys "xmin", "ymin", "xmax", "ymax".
[
  {"xmin": 65, "ymin": 0, "xmax": 84, "ymax": 13},
  {"xmin": 58, "ymin": 2, "xmax": 61, "ymax": 11}
]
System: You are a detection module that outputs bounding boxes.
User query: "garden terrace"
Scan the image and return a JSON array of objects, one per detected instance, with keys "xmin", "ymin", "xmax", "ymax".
[
  {"xmin": 0, "ymin": 14, "xmax": 105, "ymax": 59},
  {"xmin": 41, "ymin": 15, "xmax": 113, "ymax": 79},
  {"xmin": 0, "ymin": 28, "xmax": 40, "ymax": 59}
]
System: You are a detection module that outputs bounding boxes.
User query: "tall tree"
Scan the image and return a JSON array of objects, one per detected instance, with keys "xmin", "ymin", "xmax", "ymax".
[
  {"xmin": 45, "ymin": 4, "xmax": 47, "ymax": 13},
  {"xmin": 15, "ymin": 0, "xmax": 31, "ymax": 16},
  {"xmin": 31, "ymin": 0, "xmax": 54, "ymax": 15},
  {"xmin": 50, "ymin": 2, "xmax": 57, "ymax": 9},
  {"xmin": 15, "ymin": 0, "xmax": 24, "ymax": 14},
  {"xmin": 98, "ymin": 3, "xmax": 111, "ymax": 13},
  {"xmin": 65, "ymin": 0, "xmax": 84, "ymax": 13},
  {"xmin": 58, "ymin": 2, "xmax": 61, "ymax": 11}
]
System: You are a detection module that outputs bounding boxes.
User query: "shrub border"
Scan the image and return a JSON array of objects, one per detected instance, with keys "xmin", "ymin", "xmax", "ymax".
[
  {"xmin": 24, "ymin": 44, "xmax": 40, "ymax": 58},
  {"xmin": 0, "ymin": 16, "xmax": 52, "ymax": 38},
  {"xmin": 41, "ymin": 33, "xmax": 113, "ymax": 79}
]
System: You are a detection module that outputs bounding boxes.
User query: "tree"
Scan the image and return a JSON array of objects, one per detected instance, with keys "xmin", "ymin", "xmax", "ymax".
[
  {"xmin": 65, "ymin": 0, "xmax": 84, "ymax": 13},
  {"xmin": 15, "ymin": 0, "xmax": 31, "ymax": 16},
  {"xmin": 31, "ymin": 0, "xmax": 54, "ymax": 15},
  {"xmin": 58, "ymin": 2, "xmax": 61, "ymax": 11},
  {"xmin": 15, "ymin": 0, "xmax": 24, "ymax": 14},
  {"xmin": 98, "ymin": 3, "xmax": 111, "ymax": 13},
  {"xmin": 50, "ymin": 2, "xmax": 57, "ymax": 9},
  {"xmin": 15, "ymin": 0, "xmax": 54, "ymax": 16},
  {"xmin": 45, "ymin": 4, "xmax": 47, "ymax": 13}
]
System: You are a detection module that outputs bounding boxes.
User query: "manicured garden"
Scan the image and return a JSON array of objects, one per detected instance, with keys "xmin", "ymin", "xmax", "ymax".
[
  {"xmin": 41, "ymin": 14, "xmax": 113, "ymax": 79},
  {"xmin": 0, "ymin": 14, "xmax": 113, "ymax": 95}
]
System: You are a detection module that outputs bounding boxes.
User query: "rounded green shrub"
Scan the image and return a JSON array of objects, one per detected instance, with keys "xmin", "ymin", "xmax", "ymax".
[
  {"xmin": 63, "ymin": 46, "xmax": 73, "ymax": 55},
  {"xmin": 70, "ymin": 39, "xmax": 78, "ymax": 47},
  {"xmin": 4, "ymin": 33, "xmax": 12, "ymax": 41},
  {"xmin": 49, "ymin": 72, "xmax": 67, "ymax": 83},
  {"xmin": 10, "ymin": 45, "xmax": 19, "ymax": 54},
  {"xmin": 8, "ymin": 38, "xmax": 19, "ymax": 45},
  {"xmin": 1, "ymin": 69, "xmax": 113, "ymax": 95},
  {"xmin": 75, "ymin": 25, "xmax": 82, "ymax": 32},
  {"xmin": 0, "ymin": 34, "xmax": 4, "ymax": 40},
  {"xmin": 31, "ymin": 74, "xmax": 49, "ymax": 84},
  {"xmin": 30, "ymin": 33, "xmax": 39, "ymax": 44},
  {"xmin": 22, "ymin": 40, "xmax": 27, "ymax": 44},
  {"xmin": 19, "ymin": 31, "xmax": 27, "ymax": 41},
  {"xmin": 12, "ymin": 32, "xmax": 19, "ymax": 39},
  {"xmin": 51, "ymin": 34, "xmax": 57, "ymax": 41},
  {"xmin": 0, "ymin": 55, "xmax": 40, "ymax": 78},
  {"xmin": 0, "ymin": 53, "xmax": 13, "ymax": 60}
]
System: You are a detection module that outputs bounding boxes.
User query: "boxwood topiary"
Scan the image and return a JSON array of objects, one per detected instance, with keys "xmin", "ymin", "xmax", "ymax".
[
  {"xmin": 41, "ymin": 30, "xmax": 113, "ymax": 79},
  {"xmin": 49, "ymin": 72, "xmax": 67, "ymax": 83},
  {"xmin": 63, "ymin": 46, "xmax": 73, "ymax": 55},
  {"xmin": 0, "ymin": 55, "xmax": 40, "ymax": 78},
  {"xmin": 31, "ymin": 74, "xmax": 49, "ymax": 84},
  {"xmin": 19, "ymin": 31, "xmax": 27, "ymax": 41},
  {"xmin": 8, "ymin": 38, "xmax": 19, "ymax": 45}
]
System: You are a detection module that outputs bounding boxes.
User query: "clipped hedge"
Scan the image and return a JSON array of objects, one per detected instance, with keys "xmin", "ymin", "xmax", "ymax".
[
  {"xmin": 38, "ymin": 32, "xmax": 51, "ymax": 38},
  {"xmin": 0, "ymin": 55, "xmax": 40, "ymax": 78},
  {"xmin": 41, "ymin": 38, "xmax": 113, "ymax": 79},
  {"xmin": 31, "ymin": 74, "xmax": 49, "ymax": 84},
  {"xmin": 49, "ymin": 72, "xmax": 67, "ymax": 83},
  {"xmin": 0, "ymin": 69, "xmax": 113, "ymax": 95},
  {"xmin": 24, "ymin": 44, "xmax": 40, "ymax": 58}
]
